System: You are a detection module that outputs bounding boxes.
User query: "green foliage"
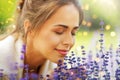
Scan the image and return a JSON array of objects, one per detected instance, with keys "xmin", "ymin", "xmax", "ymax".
[
  {"xmin": 81, "ymin": 0, "xmax": 120, "ymax": 31},
  {"xmin": 0, "ymin": 0, "xmax": 17, "ymax": 34}
]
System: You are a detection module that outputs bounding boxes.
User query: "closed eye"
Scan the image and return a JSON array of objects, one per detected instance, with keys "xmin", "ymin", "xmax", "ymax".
[
  {"xmin": 53, "ymin": 28, "xmax": 65, "ymax": 35},
  {"xmin": 53, "ymin": 24, "xmax": 79, "ymax": 36},
  {"xmin": 55, "ymin": 31, "xmax": 64, "ymax": 35},
  {"xmin": 71, "ymin": 27, "xmax": 79, "ymax": 36}
]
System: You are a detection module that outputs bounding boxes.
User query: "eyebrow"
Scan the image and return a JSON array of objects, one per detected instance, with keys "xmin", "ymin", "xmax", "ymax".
[{"xmin": 54, "ymin": 24, "xmax": 79, "ymax": 29}]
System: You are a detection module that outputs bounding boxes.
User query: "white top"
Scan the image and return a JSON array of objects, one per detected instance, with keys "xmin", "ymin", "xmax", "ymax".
[{"xmin": 0, "ymin": 35, "xmax": 57, "ymax": 79}]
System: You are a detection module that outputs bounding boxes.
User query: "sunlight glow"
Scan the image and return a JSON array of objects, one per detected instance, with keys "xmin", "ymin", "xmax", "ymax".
[
  {"xmin": 110, "ymin": 31, "xmax": 116, "ymax": 37},
  {"xmin": 98, "ymin": 0, "xmax": 117, "ymax": 11},
  {"xmin": 105, "ymin": 24, "xmax": 111, "ymax": 30},
  {"xmin": 83, "ymin": 31, "xmax": 88, "ymax": 36}
]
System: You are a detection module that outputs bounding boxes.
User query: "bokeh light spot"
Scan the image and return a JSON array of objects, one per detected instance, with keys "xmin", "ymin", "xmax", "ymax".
[
  {"xmin": 105, "ymin": 24, "xmax": 111, "ymax": 30},
  {"xmin": 82, "ymin": 20, "xmax": 87, "ymax": 26},
  {"xmin": 83, "ymin": 31, "xmax": 88, "ymax": 36},
  {"xmin": 87, "ymin": 22, "xmax": 92, "ymax": 27},
  {"xmin": 110, "ymin": 31, "xmax": 116, "ymax": 37}
]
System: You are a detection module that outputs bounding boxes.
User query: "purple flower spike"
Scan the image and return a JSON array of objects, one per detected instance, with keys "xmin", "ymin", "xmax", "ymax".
[
  {"xmin": 19, "ymin": 64, "xmax": 24, "ymax": 68},
  {"xmin": 13, "ymin": 62, "xmax": 18, "ymax": 70},
  {"xmin": 0, "ymin": 69, "xmax": 4, "ymax": 77},
  {"xmin": 21, "ymin": 44, "xmax": 26, "ymax": 53},
  {"xmin": 99, "ymin": 20, "xmax": 104, "ymax": 26},
  {"xmin": 30, "ymin": 73, "xmax": 39, "ymax": 79},
  {"xmin": 20, "ymin": 54, "xmax": 24, "ymax": 60},
  {"xmin": 81, "ymin": 46, "xmax": 84, "ymax": 49}
]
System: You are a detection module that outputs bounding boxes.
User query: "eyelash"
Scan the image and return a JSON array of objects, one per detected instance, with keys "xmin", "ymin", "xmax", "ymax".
[
  {"xmin": 72, "ymin": 32, "xmax": 76, "ymax": 36},
  {"xmin": 55, "ymin": 31, "xmax": 64, "ymax": 35},
  {"xmin": 55, "ymin": 31, "xmax": 76, "ymax": 36}
]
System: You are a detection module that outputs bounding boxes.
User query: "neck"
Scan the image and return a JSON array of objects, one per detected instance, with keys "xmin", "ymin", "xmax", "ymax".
[{"xmin": 24, "ymin": 46, "xmax": 46, "ymax": 72}]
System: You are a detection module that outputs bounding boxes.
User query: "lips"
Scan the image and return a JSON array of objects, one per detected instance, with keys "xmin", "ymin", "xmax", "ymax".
[{"xmin": 55, "ymin": 49, "xmax": 69, "ymax": 55}]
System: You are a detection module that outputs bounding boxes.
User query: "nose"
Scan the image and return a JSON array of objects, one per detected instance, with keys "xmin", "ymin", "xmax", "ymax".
[{"xmin": 62, "ymin": 34, "xmax": 75, "ymax": 48}]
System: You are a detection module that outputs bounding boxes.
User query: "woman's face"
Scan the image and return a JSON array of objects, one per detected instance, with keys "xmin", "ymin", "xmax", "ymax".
[{"xmin": 29, "ymin": 4, "xmax": 79, "ymax": 63}]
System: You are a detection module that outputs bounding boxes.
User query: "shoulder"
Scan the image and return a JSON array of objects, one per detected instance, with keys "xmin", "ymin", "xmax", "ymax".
[
  {"xmin": 0, "ymin": 35, "xmax": 17, "ymax": 74},
  {"xmin": 0, "ymin": 32, "xmax": 20, "ymax": 53},
  {"xmin": 0, "ymin": 35, "xmax": 15, "ymax": 53},
  {"xmin": 0, "ymin": 33, "xmax": 24, "ymax": 78}
]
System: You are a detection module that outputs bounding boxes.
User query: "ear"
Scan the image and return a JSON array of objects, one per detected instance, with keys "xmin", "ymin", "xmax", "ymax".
[
  {"xmin": 24, "ymin": 19, "xmax": 31, "ymax": 34},
  {"xmin": 24, "ymin": 19, "xmax": 35, "ymax": 38}
]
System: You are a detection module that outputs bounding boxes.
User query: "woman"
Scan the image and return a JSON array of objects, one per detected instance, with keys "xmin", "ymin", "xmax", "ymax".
[{"xmin": 0, "ymin": 0, "xmax": 83, "ymax": 79}]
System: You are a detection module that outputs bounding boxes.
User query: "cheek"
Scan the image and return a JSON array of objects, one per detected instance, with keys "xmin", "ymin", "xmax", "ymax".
[
  {"xmin": 46, "ymin": 34, "xmax": 61, "ymax": 48},
  {"xmin": 35, "ymin": 33, "xmax": 61, "ymax": 50}
]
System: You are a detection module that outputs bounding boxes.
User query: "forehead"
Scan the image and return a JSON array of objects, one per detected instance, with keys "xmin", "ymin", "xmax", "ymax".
[{"xmin": 44, "ymin": 4, "xmax": 79, "ymax": 27}]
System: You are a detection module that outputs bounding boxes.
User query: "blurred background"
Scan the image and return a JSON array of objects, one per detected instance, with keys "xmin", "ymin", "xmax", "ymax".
[
  {"xmin": 1, "ymin": 1, "xmax": 120, "ymax": 79},
  {"xmin": 0, "ymin": 0, "xmax": 120, "ymax": 50}
]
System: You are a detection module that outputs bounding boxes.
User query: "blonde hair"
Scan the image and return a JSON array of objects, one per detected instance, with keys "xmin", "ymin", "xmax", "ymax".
[{"xmin": 14, "ymin": 0, "xmax": 83, "ymax": 37}]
